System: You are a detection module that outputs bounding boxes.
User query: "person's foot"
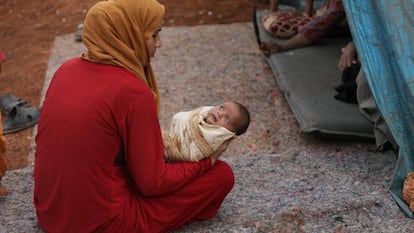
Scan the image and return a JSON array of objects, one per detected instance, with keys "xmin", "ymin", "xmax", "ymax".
[
  {"xmin": 0, "ymin": 183, "xmax": 10, "ymax": 196},
  {"xmin": 259, "ymin": 41, "xmax": 283, "ymax": 56}
]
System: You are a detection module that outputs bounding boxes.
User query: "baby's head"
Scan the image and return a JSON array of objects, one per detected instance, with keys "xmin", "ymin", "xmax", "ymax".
[{"xmin": 206, "ymin": 101, "xmax": 250, "ymax": 136}]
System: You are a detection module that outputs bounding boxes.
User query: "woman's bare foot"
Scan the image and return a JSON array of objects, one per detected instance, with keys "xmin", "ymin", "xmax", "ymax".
[{"xmin": 259, "ymin": 41, "xmax": 283, "ymax": 56}]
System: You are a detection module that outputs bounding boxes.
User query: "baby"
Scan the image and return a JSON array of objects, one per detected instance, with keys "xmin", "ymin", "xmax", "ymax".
[{"xmin": 163, "ymin": 101, "xmax": 250, "ymax": 162}]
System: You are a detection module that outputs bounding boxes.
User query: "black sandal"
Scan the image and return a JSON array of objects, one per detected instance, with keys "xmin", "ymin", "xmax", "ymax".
[
  {"xmin": 0, "ymin": 93, "xmax": 30, "ymax": 115},
  {"xmin": 2, "ymin": 105, "xmax": 40, "ymax": 135}
]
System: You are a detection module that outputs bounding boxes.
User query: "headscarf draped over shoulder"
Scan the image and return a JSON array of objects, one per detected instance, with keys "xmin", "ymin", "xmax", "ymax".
[{"xmin": 81, "ymin": 0, "xmax": 165, "ymax": 111}]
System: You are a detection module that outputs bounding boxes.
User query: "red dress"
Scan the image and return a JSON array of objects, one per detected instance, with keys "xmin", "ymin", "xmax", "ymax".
[
  {"xmin": 299, "ymin": 0, "xmax": 346, "ymax": 42},
  {"xmin": 34, "ymin": 58, "xmax": 234, "ymax": 233}
]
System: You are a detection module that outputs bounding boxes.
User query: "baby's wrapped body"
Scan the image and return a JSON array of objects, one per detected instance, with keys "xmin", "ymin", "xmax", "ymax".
[{"xmin": 163, "ymin": 106, "xmax": 235, "ymax": 162}]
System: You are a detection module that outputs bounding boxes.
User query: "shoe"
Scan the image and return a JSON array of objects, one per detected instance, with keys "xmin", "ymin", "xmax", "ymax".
[
  {"xmin": 0, "ymin": 183, "xmax": 10, "ymax": 196},
  {"xmin": 0, "ymin": 93, "xmax": 30, "ymax": 115},
  {"xmin": 2, "ymin": 105, "xmax": 40, "ymax": 135}
]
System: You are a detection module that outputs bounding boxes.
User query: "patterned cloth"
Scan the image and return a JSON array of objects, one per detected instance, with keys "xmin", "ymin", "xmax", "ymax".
[
  {"xmin": 299, "ymin": 0, "xmax": 346, "ymax": 42},
  {"xmin": 163, "ymin": 106, "xmax": 235, "ymax": 162}
]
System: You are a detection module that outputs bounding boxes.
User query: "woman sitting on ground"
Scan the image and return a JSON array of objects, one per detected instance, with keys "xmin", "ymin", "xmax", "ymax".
[{"xmin": 33, "ymin": 0, "xmax": 235, "ymax": 232}]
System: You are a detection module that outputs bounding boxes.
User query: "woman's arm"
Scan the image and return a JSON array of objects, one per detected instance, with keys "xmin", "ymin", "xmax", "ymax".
[{"xmin": 123, "ymin": 91, "xmax": 215, "ymax": 197}]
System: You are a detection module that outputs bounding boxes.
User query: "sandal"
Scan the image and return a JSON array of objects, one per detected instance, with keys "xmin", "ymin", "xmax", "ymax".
[
  {"xmin": 0, "ymin": 93, "xmax": 30, "ymax": 115},
  {"xmin": 2, "ymin": 105, "xmax": 40, "ymax": 135}
]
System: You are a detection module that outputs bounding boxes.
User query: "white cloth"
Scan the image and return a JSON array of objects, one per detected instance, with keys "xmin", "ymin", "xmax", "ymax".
[{"xmin": 163, "ymin": 106, "xmax": 235, "ymax": 162}]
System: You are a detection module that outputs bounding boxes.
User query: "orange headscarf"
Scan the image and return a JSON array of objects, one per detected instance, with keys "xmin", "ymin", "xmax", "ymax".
[{"xmin": 81, "ymin": 0, "xmax": 165, "ymax": 112}]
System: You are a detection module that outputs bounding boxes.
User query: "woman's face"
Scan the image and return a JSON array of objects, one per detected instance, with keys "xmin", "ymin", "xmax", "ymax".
[{"xmin": 146, "ymin": 29, "xmax": 162, "ymax": 58}]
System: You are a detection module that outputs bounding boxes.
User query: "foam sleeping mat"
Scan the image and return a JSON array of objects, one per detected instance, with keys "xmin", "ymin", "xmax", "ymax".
[{"xmin": 255, "ymin": 9, "xmax": 374, "ymax": 139}]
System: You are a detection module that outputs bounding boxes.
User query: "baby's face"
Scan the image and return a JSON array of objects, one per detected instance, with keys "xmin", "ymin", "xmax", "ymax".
[{"xmin": 206, "ymin": 101, "xmax": 241, "ymax": 133}]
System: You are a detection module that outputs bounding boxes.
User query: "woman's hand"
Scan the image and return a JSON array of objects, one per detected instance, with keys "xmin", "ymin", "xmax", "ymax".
[
  {"xmin": 209, "ymin": 137, "xmax": 235, "ymax": 165},
  {"xmin": 338, "ymin": 41, "xmax": 357, "ymax": 72}
]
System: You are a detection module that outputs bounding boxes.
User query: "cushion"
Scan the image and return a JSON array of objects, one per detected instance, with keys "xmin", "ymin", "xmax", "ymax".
[
  {"xmin": 262, "ymin": 11, "xmax": 311, "ymax": 38},
  {"xmin": 255, "ymin": 9, "xmax": 374, "ymax": 139}
]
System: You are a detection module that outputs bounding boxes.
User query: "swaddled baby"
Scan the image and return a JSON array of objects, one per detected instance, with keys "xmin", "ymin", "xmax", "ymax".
[{"xmin": 163, "ymin": 101, "xmax": 250, "ymax": 162}]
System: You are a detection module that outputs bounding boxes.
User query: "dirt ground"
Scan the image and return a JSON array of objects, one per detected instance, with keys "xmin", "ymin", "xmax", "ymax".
[{"xmin": 0, "ymin": 0, "xmax": 269, "ymax": 170}]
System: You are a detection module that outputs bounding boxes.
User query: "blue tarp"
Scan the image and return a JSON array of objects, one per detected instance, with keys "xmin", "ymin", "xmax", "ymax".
[{"xmin": 343, "ymin": 0, "xmax": 414, "ymax": 217}]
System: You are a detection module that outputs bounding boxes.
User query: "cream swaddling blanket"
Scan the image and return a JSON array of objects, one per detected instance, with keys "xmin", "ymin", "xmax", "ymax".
[{"xmin": 162, "ymin": 106, "xmax": 235, "ymax": 162}]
